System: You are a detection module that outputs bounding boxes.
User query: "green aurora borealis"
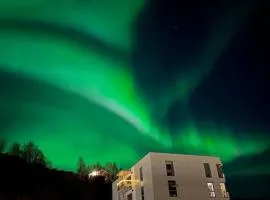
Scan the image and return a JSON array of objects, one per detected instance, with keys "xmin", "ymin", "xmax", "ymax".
[{"xmin": 0, "ymin": 0, "xmax": 269, "ymax": 172}]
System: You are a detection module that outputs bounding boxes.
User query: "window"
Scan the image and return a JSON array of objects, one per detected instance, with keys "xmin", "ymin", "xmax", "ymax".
[
  {"xmin": 140, "ymin": 167, "xmax": 143, "ymax": 181},
  {"xmin": 141, "ymin": 186, "xmax": 144, "ymax": 200},
  {"xmin": 165, "ymin": 161, "xmax": 175, "ymax": 176},
  {"xmin": 207, "ymin": 182, "xmax": 215, "ymax": 198},
  {"xmin": 127, "ymin": 193, "xmax": 132, "ymax": 200},
  {"xmin": 216, "ymin": 164, "xmax": 224, "ymax": 178},
  {"xmin": 220, "ymin": 183, "xmax": 228, "ymax": 197},
  {"xmin": 203, "ymin": 163, "xmax": 212, "ymax": 178},
  {"xmin": 168, "ymin": 180, "xmax": 177, "ymax": 197}
]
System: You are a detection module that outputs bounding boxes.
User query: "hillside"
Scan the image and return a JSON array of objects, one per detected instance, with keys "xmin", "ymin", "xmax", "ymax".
[{"xmin": 0, "ymin": 153, "xmax": 111, "ymax": 200}]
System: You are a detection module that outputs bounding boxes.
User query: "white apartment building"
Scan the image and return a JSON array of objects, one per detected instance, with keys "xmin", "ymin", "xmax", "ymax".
[{"xmin": 112, "ymin": 152, "xmax": 229, "ymax": 200}]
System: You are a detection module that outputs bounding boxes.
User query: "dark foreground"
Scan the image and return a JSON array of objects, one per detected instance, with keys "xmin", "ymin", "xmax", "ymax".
[{"xmin": 0, "ymin": 153, "xmax": 111, "ymax": 200}]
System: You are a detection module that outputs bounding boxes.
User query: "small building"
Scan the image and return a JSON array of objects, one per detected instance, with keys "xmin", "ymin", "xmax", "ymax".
[{"xmin": 112, "ymin": 152, "xmax": 229, "ymax": 200}]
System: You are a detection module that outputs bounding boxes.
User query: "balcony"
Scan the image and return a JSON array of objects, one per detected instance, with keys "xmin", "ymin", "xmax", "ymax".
[{"xmin": 116, "ymin": 170, "xmax": 140, "ymax": 191}]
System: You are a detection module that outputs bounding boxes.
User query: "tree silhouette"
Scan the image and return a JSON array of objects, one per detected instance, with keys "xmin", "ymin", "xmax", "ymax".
[
  {"xmin": 88, "ymin": 162, "xmax": 103, "ymax": 171},
  {"xmin": 0, "ymin": 137, "xmax": 6, "ymax": 153},
  {"xmin": 104, "ymin": 162, "xmax": 121, "ymax": 182},
  {"xmin": 21, "ymin": 141, "xmax": 49, "ymax": 167},
  {"xmin": 77, "ymin": 156, "xmax": 88, "ymax": 178},
  {"xmin": 21, "ymin": 141, "xmax": 35, "ymax": 162},
  {"xmin": 9, "ymin": 142, "xmax": 22, "ymax": 156},
  {"xmin": 46, "ymin": 160, "xmax": 53, "ymax": 169}
]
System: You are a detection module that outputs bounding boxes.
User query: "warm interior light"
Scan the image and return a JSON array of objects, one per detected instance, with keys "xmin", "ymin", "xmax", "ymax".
[
  {"xmin": 89, "ymin": 170, "xmax": 99, "ymax": 176},
  {"xmin": 116, "ymin": 179, "xmax": 139, "ymax": 186}
]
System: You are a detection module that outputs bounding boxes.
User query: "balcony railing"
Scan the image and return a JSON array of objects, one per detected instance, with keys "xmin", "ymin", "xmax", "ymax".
[{"xmin": 116, "ymin": 170, "xmax": 140, "ymax": 191}]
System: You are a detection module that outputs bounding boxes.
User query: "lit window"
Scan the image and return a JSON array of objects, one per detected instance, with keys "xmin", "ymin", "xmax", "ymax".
[
  {"xmin": 216, "ymin": 164, "xmax": 224, "ymax": 178},
  {"xmin": 165, "ymin": 161, "xmax": 175, "ymax": 176},
  {"xmin": 207, "ymin": 182, "xmax": 215, "ymax": 198},
  {"xmin": 168, "ymin": 180, "xmax": 178, "ymax": 197},
  {"xmin": 203, "ymin": 163, "xmax": 212, "ymax": 178},
  {"xmin": 220, "ymin": 183, "xmax": 228, "ymax": 197}
]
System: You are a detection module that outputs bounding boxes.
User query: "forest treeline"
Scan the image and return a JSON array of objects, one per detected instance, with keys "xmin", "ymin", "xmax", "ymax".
[
  {"xmin": 0, "ymin": 137, "xmax": 120, "ymax": 180},
  {"xmin": 1, "ymin": 138, "xmax": 269, "ymax": 200},
  {"xmin": 0, "ymin": 137, "xmax": 51, "ymax": 168},
  {"xmin": 0, "ymin": 137, "xmax": 119, "ymax": 200}
]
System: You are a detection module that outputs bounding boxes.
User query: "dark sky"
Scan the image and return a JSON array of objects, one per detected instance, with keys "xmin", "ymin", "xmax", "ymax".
[
  {"xmin": 133, "ymin": 0, "xmax": 270, "ymax": 198},
  {"xmin": 134, "ymin": 0, "xmax": 269, "ymax": 132},
  {"xmin": 0, "ymin": 0, "xmax": 269, "ymax": 198}
]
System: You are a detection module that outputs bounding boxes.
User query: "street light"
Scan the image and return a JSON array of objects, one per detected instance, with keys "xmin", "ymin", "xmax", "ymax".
[
  {"xmin": 88, "ymin": 169, "xmax": 111, "ymax": 180},
  {"xmin": 89, "ymin": 170, "xmax": 99, "ymax": 177}
]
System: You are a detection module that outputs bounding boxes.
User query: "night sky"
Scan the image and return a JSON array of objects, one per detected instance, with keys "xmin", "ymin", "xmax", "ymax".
[{"xmin": 0, "ymin": 0, "xmax": 269, "ymax": 198}]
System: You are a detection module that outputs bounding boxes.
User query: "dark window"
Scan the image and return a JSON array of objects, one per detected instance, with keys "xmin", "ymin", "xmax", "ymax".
[
  {"xmin": 168, "ymin": 180, "xmax": 177, "ymax": 197},
  {"xmin": 141, "ymin": 186, "xmax": 144, "ymax": 200},
  {"xmin": 204, "ymin": 163, "xmax": 212, "ymax": 178},
  {"xmin": 140, "ymin": 167, "xmax": 143, "ymax": 181},
  {"xmin": 165, "ymin": 161, "xmax": 175, "ymax": 176},
  {"xmin": 216, "ymin": 164, "xmax": 224, "ymax": 178},
  {"xmin": 127, "ymin": 193, "xmax": 132, "ymax": 200}
]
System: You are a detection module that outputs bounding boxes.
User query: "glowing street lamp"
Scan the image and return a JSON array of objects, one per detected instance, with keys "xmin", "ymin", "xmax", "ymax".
[
  {"xmin": 88, "ymin": 169, "xmax": 111, "ymax": 179},
  {"xmin": 89, "ymin": 170, "xmax": 99, "ymax": 177}
]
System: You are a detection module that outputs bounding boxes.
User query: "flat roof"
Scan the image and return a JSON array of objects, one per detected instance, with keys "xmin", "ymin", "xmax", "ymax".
[
  {"xmin": 120, "ymin": 152, "xmax": 222, "ymax": 173},
  {"xmin": 147, "ymin": 152, "xmax": 221, "ymax": 160}
]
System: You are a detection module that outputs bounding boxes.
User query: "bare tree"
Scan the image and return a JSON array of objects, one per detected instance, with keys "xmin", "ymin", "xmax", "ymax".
[
  {"xmin": 21, "ymin": 141, "xmax": 48, "ymax": 167},
  {"xmin": 46, "ymin": 159, "xmax": 53, "ymax": 169},
  {"xmin": 21, "ymin": 141, "xmax": 35, "ymax": 162},
  {"xmin": 87, "ymin": 162, "xmax": 120, "ymax": 182},
  {"xmin": 9, "ymin": 142, "xmax": 22, "ymax": 156},
  {"xmin": 77, "ymin": 156, "xmax": 88, "ymax": 177},
  {"xmin": 0, "ymin": 137, "xmax": 6, "ymax": 153},
  {"xmin": 104, "ymin": 162, "xmax": 120, "ymax": 182},
  {"xmin": 88, "ymin": 162, "xmax": 103, "ymax": 171}
]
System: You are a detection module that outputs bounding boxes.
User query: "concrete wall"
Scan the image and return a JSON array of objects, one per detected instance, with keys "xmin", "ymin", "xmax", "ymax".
[
  {"xmin": 112, "ymin": 153, "xmax": 155, "ymax": 200},
  {"xmin": 149, "ymin": 152, "xmax": 229, "ymax": 200},
  {"xmin": 113, "ymin": 152, "xmax": 229, "ymax": 200},
  {"xmin": 112, "ymin": 180, "xmax": 118, "ymax": 200},
  {"xmin": 131, "ymin": 153, "xmax": 155, "ymax": 200}
]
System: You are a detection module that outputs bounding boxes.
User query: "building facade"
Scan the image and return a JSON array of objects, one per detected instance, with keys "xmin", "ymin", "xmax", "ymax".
[{"xmin": 112, "ymin": 152, "xmax": 229, "ymax": 200}]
